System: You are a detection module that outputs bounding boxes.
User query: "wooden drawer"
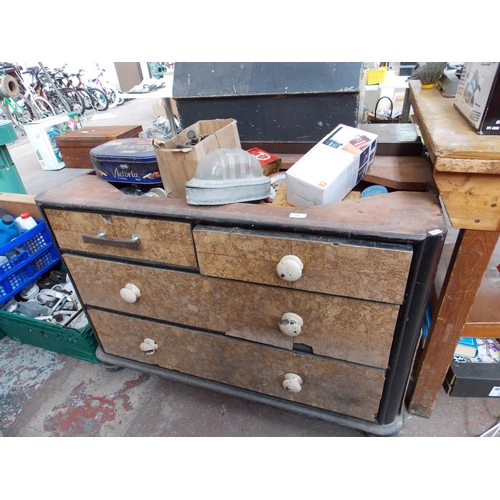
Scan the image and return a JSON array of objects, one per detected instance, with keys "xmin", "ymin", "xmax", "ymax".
[
  {"xmin": 193, "ymin": 226, "xmax": 413, "ymax": 304},
  {"xmin": 64, "ymin": 254, "xmax": 399, "ymax": 368},
  {"xmin": 88, "ymin": 308, "xmax": 386, "ymax": 422},
  {"xmin": 44, "ymin": 209, "xmax": 197, "ymax": 268}
]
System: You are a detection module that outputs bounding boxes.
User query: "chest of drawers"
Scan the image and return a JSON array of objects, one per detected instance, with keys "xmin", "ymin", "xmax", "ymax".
[{"xmin": 35, "ymin": 171, "xmax": 446, "ymax": 435}]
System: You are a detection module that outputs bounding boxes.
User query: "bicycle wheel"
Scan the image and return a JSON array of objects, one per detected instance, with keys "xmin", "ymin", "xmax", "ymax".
[
  {"xmin": 76, "ymin": 87, "xmax": 94, "ymax": 110},
  {"xmin": 62, "ymin": 89, "xmax": 85, "ymax": 116},
  {"xmin": 103, "ymin": 86, "xmax": 119, "ymax": 108},
  {"xmin": 88, "ymin": 87, "xmax": 109, "ymax": 112},
  {"xmin": 31, "ymin": 96, "xmax": 55, "ymax": 119},
  {"xmin": 6, "ymin": 97, "xmax": 35, "ymax": 134}
]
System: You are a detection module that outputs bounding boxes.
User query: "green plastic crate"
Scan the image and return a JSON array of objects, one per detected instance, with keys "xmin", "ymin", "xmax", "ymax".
[{"xmin": 0, "ymin": 308, "xmax": 99, "ymax": 364}]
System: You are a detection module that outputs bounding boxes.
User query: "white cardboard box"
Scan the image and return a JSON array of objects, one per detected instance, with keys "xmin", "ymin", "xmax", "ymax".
[
  {"xmin": 286, "ymin": 124, "xmax": 378, "ymax": 207},
  {"xmin": 454, "ymin": 62, "xmax": 500, "ymax": 135},
  {"xmin": 24, "ymin": 113, "xmax": 81, "ymax": 171}
]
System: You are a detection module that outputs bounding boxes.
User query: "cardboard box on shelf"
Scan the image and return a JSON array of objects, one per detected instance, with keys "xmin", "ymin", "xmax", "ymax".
[
  {"xmin": 285, "ymin": 124, "xmax": 378, "ymax": 207},
  {"xmin": 153, "ymin": 119, "xmax": 241, "ymax": 199},
  {"xmin": 454, "ymin": 62, "xmax": 500, "ymax": 135}
]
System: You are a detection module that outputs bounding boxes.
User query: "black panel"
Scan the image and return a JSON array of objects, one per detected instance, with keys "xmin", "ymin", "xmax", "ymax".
[
  {"xmin": 173, "ymin": 62, "xmax": 363, "ymax": 98},
  {"xmin": 175, "ymin": 94, "xmax": 361, "ymax": 143}
]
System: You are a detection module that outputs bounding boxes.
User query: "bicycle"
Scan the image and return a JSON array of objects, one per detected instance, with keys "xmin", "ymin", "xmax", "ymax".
[
  {"xmin": 48, "ymin": 65, "xmax": 87, "ymax": 117},
  {"xmin": 13, "ymin": 64, "xmax": 56, "ymax": 120},
  {"xmin": 88, "ymin": 64, "xmax": 124, "ymax": 108},
  {"xmin": 0, "ymin": 64, "xmax": 36, "ymax": 134},
  {"xmin": 69, "ymin": 68, "xmax": 109, "ymax": 112},
  {"xmin": 24, "ymin": 66, "xmax": 74, "ymax": 116}
]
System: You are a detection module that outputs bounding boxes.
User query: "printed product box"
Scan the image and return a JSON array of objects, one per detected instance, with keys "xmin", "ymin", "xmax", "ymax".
[
  {"xmin": 24, "ymin": 113, "xmax": 81, "ymax": 170},
  {"xmin": 454, "ymin": 62, "xmax": 500, "ymax": 135},
  {"xmin": 286, "ymin": 124, "xmax": 378, "ymax": 207},
  {"xmin": 153, "ymin": 119, "xmax": 240, "ymax": 199},
  {"xmin": 247, "ymin": 148, "xmax": 282, "ymax": 176}
]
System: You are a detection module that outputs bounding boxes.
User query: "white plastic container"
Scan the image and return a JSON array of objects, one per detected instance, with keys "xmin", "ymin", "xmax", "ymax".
[{"xmin": 15, "ymin": 212, "xmax": 37, "ymax": 234}]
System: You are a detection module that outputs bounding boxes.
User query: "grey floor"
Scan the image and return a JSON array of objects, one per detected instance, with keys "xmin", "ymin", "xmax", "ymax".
[{"xmin": 2, "ymin": 96, "xmax": 500, "ymax": 437}]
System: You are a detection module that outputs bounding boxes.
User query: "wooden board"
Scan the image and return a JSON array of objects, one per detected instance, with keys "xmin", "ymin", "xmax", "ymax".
[
  {"xmin": 89, "ymin": 308, "xmax": 386, "ymax": 422},
  {"xmin": 193, "ymin": 226, "xmax": 413, "ymax": 304},
  {"xmin": 409, "ymin": 80, "xmax": 500, "ymax": 171},
  {"xmin": 433, "ymin": 170, "xmax": 500, "ymax": 230},
  {"xmin": 64, "ymin": 254, "xmax": 399, "ymax": 369},
  {"xmin": 0, "ymin": 193, "xmax": 41, "ymax": 219}
]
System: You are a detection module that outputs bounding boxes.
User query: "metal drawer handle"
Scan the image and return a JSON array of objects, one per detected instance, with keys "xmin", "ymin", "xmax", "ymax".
[
  {"xmin": 282, "ymin": 373, "xmax": 303, "ymax": 393},
  {"xmin": 82, "ymin": 230, "xmax": 141, "ymax": 250},
  {"xmin": 279, "ymin": 312, "xmax": 303, "ymax": 337}
]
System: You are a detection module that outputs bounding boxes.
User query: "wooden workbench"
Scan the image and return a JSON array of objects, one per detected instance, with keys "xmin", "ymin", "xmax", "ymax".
[{"xmin": 406, "ymin": 80, "xmax": 500, "ymax": 418}]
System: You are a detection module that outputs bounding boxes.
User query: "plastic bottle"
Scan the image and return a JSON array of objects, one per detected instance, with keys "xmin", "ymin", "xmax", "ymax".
[
  {"xmin": 15, "ymin": 212, "xmax": 37, "ymax": 234},
  {"xmin": 0, "ymin": 214, "xmax": 21, "ymax": 246}
]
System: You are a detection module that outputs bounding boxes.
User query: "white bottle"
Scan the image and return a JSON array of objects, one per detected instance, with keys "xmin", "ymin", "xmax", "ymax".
[{"xmin": 15, "ymin": 212, "xmax": 37, "ymax": 234}]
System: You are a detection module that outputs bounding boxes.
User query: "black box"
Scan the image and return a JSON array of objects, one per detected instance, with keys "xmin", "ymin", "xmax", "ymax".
[
  {"xmin": 444, "ymin": 362, "xmax": 500, "ymax": 397},
  {"xmin": 172, "ymin": 62, "xmax": 365, "ymax": 153}
]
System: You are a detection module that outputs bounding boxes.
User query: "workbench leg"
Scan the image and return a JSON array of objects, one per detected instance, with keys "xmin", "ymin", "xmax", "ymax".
[{"xmin": 407, "ymin": 228, "xmax": 499, "ymax": 418}]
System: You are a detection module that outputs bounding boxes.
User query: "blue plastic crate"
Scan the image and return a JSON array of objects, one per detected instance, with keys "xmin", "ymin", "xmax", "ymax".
[{"xmin": 0, "ymin": 220, "xmax": 60, "ymax": 305}]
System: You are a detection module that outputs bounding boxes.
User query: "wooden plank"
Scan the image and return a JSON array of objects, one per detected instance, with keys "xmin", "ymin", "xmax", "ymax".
[
  {"xmin": 409, "ymin": 81, "xmax": 500, "ymax": 170},
  {"xmin": 408, "ymin": 229, "xmax": 498, "ymax": 417},
  {"xmin": 434, "ymin": 240, "xmax": 500, "ymax": 338},
  {"xmin": 433, "ymin": 170, "xmax": 500, "ymax": 230},
  {"xmin": 193, "ymin": 226, "xmax": 413, "ymax": 304},
  {"xmin": 0, "ymin": 193, "xmax": 41, "ymax": 219},
  {"xmin": 364, "ymin": 156, "xmax": 433, "ymax": 191},
  {"xmin": 64, "ymin": 254, "xmax": 398, "ymax": 369},
  {"xmin": 36, "ymin": 173, "xmax": 447, "ymax": 241},
  {"xmin": 89, "ymin": 308, "xmax": 386, "ymax": 422}
]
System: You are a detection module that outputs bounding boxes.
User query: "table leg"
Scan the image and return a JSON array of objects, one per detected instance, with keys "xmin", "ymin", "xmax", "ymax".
[{"xmin": 407, "ymin": 228, "xmax": 499, "ymax": 418}]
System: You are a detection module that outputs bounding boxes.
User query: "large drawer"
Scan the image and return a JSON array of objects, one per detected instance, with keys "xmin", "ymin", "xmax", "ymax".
[
  {"xmin": 64, "ymin": 254, "xmax": 400, "ymax": 369},
  {"xmin": 193, "ymin": 226, "xmax": 413, "ymax": 304},
  {"xmin": 44, "ymin": 209, "xmax": 197, "ymax": 268},
  {"xmin": 88, "ymin": 308, "xmax": 386, "ymax": 422}
]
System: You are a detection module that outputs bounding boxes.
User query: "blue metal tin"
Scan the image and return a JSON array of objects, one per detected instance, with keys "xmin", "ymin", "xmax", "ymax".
[{"xmin": 90, "ymin": 138, "xmax": 161, "ymax": 184}]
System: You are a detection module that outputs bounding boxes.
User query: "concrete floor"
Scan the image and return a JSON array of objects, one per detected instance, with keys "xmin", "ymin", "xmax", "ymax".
[{"xmin": 1, "ymin": 95, "xmax": 500, "ymax": 437}]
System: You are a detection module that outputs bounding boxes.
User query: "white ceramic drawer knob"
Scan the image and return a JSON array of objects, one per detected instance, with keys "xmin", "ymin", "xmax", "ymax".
[
  {"xmin": 140, "ymin": 338, "xmax": 158, "ymax": 355},
  {"xmin": 279, "ymin": 312, "xmax": 304, "ymax": 337},
  {"xmin": 282, "ymin": 373, "xmax": 303, "ymax": 393},
  {"xmin": 120, "ymin": 283, "xmax": 141, "ymax": 303},
  {"xmin": 276, "ymin": 255, "xmax": 303, "ymax": 282}
]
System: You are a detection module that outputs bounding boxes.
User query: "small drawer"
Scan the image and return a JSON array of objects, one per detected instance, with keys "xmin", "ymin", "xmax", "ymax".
[
  {"xmin": 64, "ymin": 255, "xmax": 399, "ymax": 368},
  {"xmin": 193, "ymin": 226, "xmax": 413, "ymax": 304},
  {"xmin": 44, "ymin": 209, "xmax": 197, "ymax": 268},
  {"xmin": 89, "ymin": 308, "xmax": 386, "ymax": 422}
]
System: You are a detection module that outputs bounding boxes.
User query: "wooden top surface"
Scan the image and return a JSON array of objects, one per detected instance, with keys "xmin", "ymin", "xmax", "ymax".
[
  {"xmin": 409, "ymin": 80, "xmax": 500, "ymax": 172},
  {"xmin": 56, "ymin": 125, "xmax": 143, "ymax": 143},
  {"xmin": 35, "ymin": 172, "xmax": 447, "ymax": 242}
]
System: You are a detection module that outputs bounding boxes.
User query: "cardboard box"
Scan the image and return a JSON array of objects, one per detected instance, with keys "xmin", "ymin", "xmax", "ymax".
[
  {"xmin": 24, "ymin": 113, "xmax": 81, "ymax": 171},
  {"xmin": 247, "ymin": 148, "xmax": 282, "ymax": 176},
  {"xmin": 454, "ymin": 62, "xmax": 500, "ymax": 135},
  {"xmin": 153, "ymin": 119, "xmax": 241, "ymax": 198},
  {"xmin": 286, "ymin": 124, "xmax": 378, "ymax": 207}
]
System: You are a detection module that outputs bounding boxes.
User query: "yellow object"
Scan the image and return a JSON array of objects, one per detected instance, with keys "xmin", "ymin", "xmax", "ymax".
[
  {"xmin": 421, "ymin": 82, "xmax": 437, "ymax": 89},
  {"xmin": 366, "ymin": 66, "xmax": 387, "ymax": 85}
]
